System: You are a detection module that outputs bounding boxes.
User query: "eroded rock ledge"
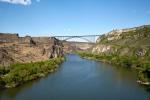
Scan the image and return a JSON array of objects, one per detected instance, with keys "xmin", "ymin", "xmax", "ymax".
[{"xmin": 0, "ymin": 33, "xmax": 64, "ymax": 67}]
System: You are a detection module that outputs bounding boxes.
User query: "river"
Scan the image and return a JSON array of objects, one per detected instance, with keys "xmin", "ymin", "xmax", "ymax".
[{"xmin": 0, "ymin": 54, "xmax": 149, "ymax": 100}]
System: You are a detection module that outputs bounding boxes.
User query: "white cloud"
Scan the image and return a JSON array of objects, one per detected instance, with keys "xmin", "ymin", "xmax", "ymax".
[{"xmin": 0, "ymin": 0, "xmax": 32, "ymax": 5}]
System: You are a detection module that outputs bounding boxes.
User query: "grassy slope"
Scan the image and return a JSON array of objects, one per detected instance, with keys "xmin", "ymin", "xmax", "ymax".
[{"xmin": 79, "ymin": 25, "xmax": 150, "ymax": 84}]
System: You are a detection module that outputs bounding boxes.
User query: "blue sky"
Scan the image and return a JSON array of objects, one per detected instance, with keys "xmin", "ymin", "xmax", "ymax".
[{"xmin": 0, "ymin": 0, "xmax": 150, "ymax": 37}]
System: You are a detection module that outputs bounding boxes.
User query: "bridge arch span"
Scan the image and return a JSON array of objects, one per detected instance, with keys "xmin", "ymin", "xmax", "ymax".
[
  {"xmin": 52, "ymin": 35, "xmax": 101, "ymax": 43},
  {"xmin": 63, "ymin": 36, "xmax": 93, "ymax": 43}
]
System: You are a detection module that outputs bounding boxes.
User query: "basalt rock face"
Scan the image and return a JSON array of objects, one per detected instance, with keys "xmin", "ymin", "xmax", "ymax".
[
  {"xmin": 92, "ymin": 25, "xmax": 150, "ymax": 57},
  {"xmin": 0, "ymin": 47, "xmax": 15, "ymax": 67},
  {"xmin": 91, "ymin": 25, "xmax": 150, "ymax": 83},
  {"xmin": 62, "ymin": 41, "xmax": 95, "ymax": 53},
  {"xmin": 49, "ymin": 37, "xmax": 64, "ymax": 58},
  {"xmin": 0, "ymin": 33, "xmax": 64, "ymax": 67}
]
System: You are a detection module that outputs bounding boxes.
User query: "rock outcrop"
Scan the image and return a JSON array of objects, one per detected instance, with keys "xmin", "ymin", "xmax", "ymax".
[
  {"xmin": 89, "ymin": 25, "xmax": 150, "ymax": 84},
  {"xmin": 63, "ymin": 41, "xmax": 94, "ymax": 53},
  {"xmin": 97, "ymin": 25, "xmax": 150, "ymax": 43},
  {"xmin": 0, "ymin": 33, "xmax": 64, "ymax": 67},
  {"xmin": 93, "ymin": 25, "xmax": 150, "ymax": 57}
]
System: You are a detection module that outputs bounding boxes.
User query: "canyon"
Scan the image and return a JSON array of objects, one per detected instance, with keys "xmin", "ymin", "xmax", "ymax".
[{"xmin": 0, "ymin": 25, "xmax": 150, "ymax": 87}]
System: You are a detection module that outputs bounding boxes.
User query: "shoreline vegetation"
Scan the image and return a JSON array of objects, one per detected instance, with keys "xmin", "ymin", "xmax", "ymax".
[
  {"xmin": 0, "ymin": 57, "xmax": 65, "ymax": 88},
  {"xmin": 77, "ymin": 52, "xmax": 150, "ymax": 87}
]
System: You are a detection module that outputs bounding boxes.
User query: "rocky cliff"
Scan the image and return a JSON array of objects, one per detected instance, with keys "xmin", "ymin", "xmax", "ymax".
[
  {"xmin": 63, "ymin": 41, "xmax": 94, "ymax": 53},
  {"xmin": 92, "ymin": 25, "xmax": 150, "ymax": 57},
  {"xmin": 0, "ymin": 33, "xmax": 64, "ymax": 67},
  {"xmin": 78, "ymin": 25, "xmax": 150, "ymax": 84},
  {"xmin": 87, "ymin": 25, "xmax": 150, "ymax": 84}
]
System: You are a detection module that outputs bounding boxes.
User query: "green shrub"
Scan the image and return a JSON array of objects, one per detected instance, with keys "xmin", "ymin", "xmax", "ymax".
[
  {"xmin": 78, "ymin": 51, "xmax": 150, "ymax": 83},
  {"xmin": 0, "ymin": 57, "xmax": 64, "ymax": 88}
]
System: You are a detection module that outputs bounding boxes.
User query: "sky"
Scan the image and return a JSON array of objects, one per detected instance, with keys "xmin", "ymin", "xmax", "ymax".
[{"xmin": 0, "ymin": 0, "xmax": 150, "ymax": 37}]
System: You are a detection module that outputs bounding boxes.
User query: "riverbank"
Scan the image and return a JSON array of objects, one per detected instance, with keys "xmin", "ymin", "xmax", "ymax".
[
  {"xmin": 0, "ymin": 54, "xmax": 149, "ymax": 100},
  {"xmin": 77, "ymin": 52, "xmax": 150, "ymax": 87},
  {"xmin": 0, "ymin": 57, "xmax": 65, "ymax": 88}
]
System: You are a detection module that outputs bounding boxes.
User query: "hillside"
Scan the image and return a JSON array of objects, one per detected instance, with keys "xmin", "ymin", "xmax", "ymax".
[
  {"xmin": 95, "ymin": 25, "xmax": 150, "ymax": 55},
  {"xmin": 79, "ymin": 25, "xmax": 150, "ymax": 85},
  {"xmin": 0, "ymin": 33, "xmax": 64, "ymax": 88}
]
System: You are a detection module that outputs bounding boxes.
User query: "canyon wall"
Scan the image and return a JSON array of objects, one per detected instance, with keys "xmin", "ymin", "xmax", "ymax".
[
  {"xmin": 92, "ymin": 25, "xmax": 150, "ymax": 57},
  {"xmin": 63, "ymin": 41, "xmax": 94, "ymax": 53},
  {"xmin": 0, "ymin": 33, "xmax": 64, "ymax": 67}
]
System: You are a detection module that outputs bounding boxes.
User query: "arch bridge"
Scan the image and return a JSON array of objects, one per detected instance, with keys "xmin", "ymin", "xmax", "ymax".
[{"xmin": 51, "ymin": 35, "xmax": 101, "ymax": 43}]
